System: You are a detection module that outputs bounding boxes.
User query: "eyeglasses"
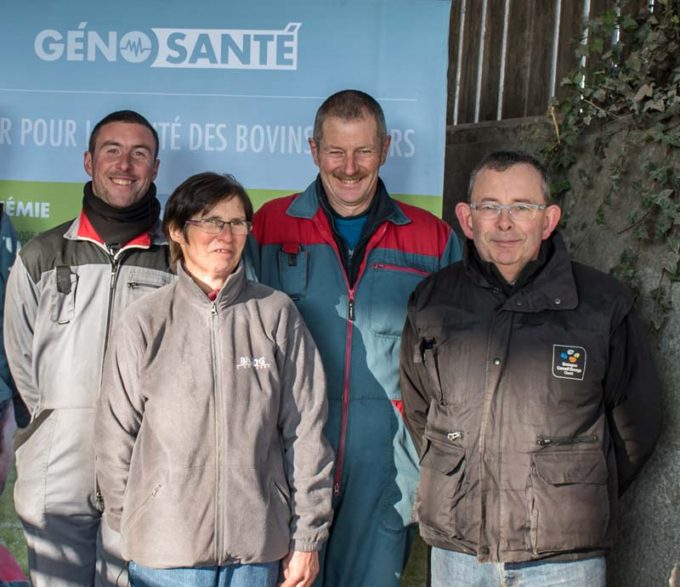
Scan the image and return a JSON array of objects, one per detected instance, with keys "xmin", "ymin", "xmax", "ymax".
[
  {"xmin": 185, "ymin": 218, "xmax": 252, "ymax": 235},
  {"xmin": 469, "ymin": 202, "xmax": 546, "ymax": 221}
]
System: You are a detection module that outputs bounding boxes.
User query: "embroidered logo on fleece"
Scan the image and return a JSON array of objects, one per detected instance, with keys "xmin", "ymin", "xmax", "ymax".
[
  {"xmin": 552, "ymin": 345, "xmax": 586, "ymax": 381},
  {"xmin": 236, "ymin": 356, "xmax": 271, "ymax": 370}
]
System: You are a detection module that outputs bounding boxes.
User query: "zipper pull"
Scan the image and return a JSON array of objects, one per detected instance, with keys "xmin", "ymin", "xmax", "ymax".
[
  {"xmin": 537, "ymin": 437, "xmax": 552, "ymax": 446},
  {"xmin": 333, "ymin": 481, "xmax": 340, "ymax": 496},
  {"xmin": 348, "ymin": 298, "xmax": 355, "ymax": 321},
  {"xmin": 447, "ymin": 431, "xmax": 463, "ymax": 441},
  {"xmin": 211, "ymin": 302, "xmax": 217, "ymax": 316}
]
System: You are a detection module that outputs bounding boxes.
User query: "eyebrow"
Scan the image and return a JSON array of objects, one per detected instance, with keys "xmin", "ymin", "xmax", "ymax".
[
  {"xmin": 98, "ymin": 140, "xmax": 153, "ymax": 152},
  {"xmin": 476, "ymin": 196, "xmax": 539, "ymax": 203}
]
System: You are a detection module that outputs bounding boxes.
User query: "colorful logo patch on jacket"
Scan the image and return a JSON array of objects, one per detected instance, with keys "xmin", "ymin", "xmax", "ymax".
[{"xmin": 552, "ymin": 345, "xmax": 586, "ymax": 381}]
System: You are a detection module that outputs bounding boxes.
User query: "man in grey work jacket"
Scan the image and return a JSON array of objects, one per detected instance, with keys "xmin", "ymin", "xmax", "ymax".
[
  {"xmin": 4, "ymin": 110, "xmax": 174, "ymax": 587},
  {"xmin": 401, "ymin": 150, "xmax": 662, "ymax": 587}
]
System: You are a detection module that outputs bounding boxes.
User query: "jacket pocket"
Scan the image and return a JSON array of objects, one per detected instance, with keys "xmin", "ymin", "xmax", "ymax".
[
  {"xmin": 528, "ymin": 449, "xmax": 609, "ymax": 554},
  {"xmin": 125, "ymin": 269, "xmax": 172, "ymax": 294},
  {"xmin": 277, "ymin": 245, "xmax": 308, "ymax": 301},
  {"xmin": 416, "ymin": 430, "xmax": 467, "ymax": 537},
  {"xmin": 272, "ymin": 478, "xmax": 291, "ymax": 509},
  {"xmin": 49, "ymin": 266, "xmax": 78, "ymax": 324},
  {"xmin": 124, "ymin": 483, "xmax": 162, "ymax": 531}
]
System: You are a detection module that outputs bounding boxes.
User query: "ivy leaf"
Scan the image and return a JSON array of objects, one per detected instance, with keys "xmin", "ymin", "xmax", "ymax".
[
  {"xmin": 643, "ymin": 99, "xmax": 666, "ymax": 112},
  {"xmin": 593, "ymin": 88, "xmax": 607, "ymax": 102},
  {"xmin": 634, "ymin": 84, "xmax": 654, "ymax": 102},
  {"xmin": 627, "ymin": 52, "xmax": 642, "ymax": 72},
  {"xmin": 591, "ymin": 36, "xmax": 605, "ymax": 54},
  {"xmin": 622, "ymin": 16, "xmax": 638, "ymax": 31}
]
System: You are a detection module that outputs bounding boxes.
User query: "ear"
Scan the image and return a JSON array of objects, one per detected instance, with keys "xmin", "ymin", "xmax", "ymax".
[
  {"xmin": 168, "ymin": 223, "xmax": 187, "ymax": 247},
  {"xmin": 151, "ymin": 158, "xmax": 160, "ymax": 181},
  {"xmin": 83, "ymin": 151, "xmax": 93, "ymax": 178},
  {"xmin": 542, "ymin": 204, "xmax": 561, "ymax": 239},
  {"xmin": 379, "ymin": 135, "xmax": 391, "ymax": 165},
  {"xmin": 309, "ymin": 138, "xmax": 320, "ymax": 167},
  {"xmin": 455, "ymin": 202, "xmax": 474, "ymax": 239}
]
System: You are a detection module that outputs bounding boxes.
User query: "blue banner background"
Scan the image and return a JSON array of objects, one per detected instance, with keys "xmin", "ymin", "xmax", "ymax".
[{"xmin": 0, "ymin": 1, "xmax": 451, "ymax": 236}]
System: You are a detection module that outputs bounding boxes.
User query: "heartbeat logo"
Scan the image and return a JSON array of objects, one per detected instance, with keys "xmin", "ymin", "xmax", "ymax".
[{"xmin": 119, "ymin": 32, "xmax": 152, "ymax": 63}]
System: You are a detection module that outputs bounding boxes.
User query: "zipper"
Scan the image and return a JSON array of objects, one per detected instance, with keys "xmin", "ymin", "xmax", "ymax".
[
  {"xmin": 124, "ymin": 483, "xmax": 162, "ymax": 528},
  {"xmin": 425, "ymin": 427, "xmax": 464, "ymax": 443},
  {"xmin": 94, "ymin": 248, "xmax": 126, "ymax": 509},
  {"xmin": 127, "ymin": 280, "xmax": 163, "ymax": 289},
  {"xmin": 103, "ymin": 253, "xmax": 122, "ymax": 357},
  {"xmin": 537, "ymin": 434, "xmax": 598, "ymax": 447},
  {"xmin": 210, "ymin": 301, "xmax": 224, "ymax": 562},
  {"xmin": 316, "ymin": 215, "xmax": 389, "ymax": 497},
  {"xmin": 333, "ymin": 306, "xmax": 354, "ymax": 496},
  {"xmin": 348, "ymin": 295, "xmax": 355, "ymax": 322},
  {"xmin": 371, "ymin": 262, "xmax": 429, "ymax": 277}
]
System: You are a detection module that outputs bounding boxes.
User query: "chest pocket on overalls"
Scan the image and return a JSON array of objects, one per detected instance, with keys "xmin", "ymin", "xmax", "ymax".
[
  {"xmin": 50, "ymin": 265, "xmax": 78, "ymax": 324},
  {"xmin": 277, "ymin": 243, "xmax": 308, "ymax": 301}
]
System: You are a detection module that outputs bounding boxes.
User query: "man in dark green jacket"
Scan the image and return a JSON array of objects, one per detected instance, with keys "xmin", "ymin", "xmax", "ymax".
[{"xmin": 401, "ymin": 150, "xmax": 661, "ymax": 587}]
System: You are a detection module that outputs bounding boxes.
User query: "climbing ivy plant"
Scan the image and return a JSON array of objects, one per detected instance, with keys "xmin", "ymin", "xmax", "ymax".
[{"xmin": 542, "ymin": 0, "xmax": 680, "ymax": 331}]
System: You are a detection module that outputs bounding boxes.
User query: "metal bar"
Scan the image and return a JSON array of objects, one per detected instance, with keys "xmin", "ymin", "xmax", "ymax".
[
  {"xmin": 549, "ymin": 0, "xmax": 562, "ymax": 97},
  {"xmin": 453, "ymin": 0, "xmax": 468, "ymax": 126},
  {"xmin": 496, "ymin": 0, "xmax": 511, "ymax": 119},
  {"xmin": 474, "ymin": 0, "xmax": 489, "ymax": 122}
]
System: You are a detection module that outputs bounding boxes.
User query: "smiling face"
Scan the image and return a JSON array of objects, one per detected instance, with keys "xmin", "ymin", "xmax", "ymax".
[
  {"xmin": 84, "ymin": 121, "xmax": 159, "ymax": 208},
  {"xmin": 309, "ymin": 114, "xmax": 390, "ymax": 217},
  {"xmin": 169, "ymin": 196, "xmax": 248, "ymax": 291},
  {"xmin": 455, "ymin": 163, "xmax": 561, "ymax": 284}
]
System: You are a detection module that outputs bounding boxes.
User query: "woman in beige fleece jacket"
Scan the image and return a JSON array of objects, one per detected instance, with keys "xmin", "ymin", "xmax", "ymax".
[{"xmin": 95, "ymin": 172, "xmax": 334, "ymax": 587}]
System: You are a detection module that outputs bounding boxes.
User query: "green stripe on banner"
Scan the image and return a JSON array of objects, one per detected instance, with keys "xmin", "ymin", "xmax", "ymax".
[
  {"xmin": 247, "ymin": 189, "xmax": 444, "ymax": 218},
  {"xmin": 0, "ymin": 180, "xmax": 445, "ymax": 245},
  {"xmin": 0, "ymin": 180, "xmax": 83, "ymax": 244},
  {"xmin": 391, "ymin": 193, "xmax": 443, "ymax": 218}
]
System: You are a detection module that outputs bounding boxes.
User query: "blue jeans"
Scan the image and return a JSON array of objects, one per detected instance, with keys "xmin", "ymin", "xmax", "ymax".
[
  {"xmin": 431, "ymin": 548, "xmax": 606, "ymax": 587},
  {"xmin": 128, "ymin": 560, "xmax": 280, "ymax": 587}
]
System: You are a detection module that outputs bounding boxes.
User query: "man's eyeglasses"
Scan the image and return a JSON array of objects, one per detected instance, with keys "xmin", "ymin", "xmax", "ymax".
[
  {"xmin": 469, "ymin": 202, "xmax": 546, "ymax": 221},
  {"xmin": 185, "ymin": 218, "xmax": 252, "ymax": 235}
]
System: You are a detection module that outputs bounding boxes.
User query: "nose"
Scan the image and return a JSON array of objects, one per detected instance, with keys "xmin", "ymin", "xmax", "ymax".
[
  {"xmin": 215, "ymin": 224, "xmax": 235, "ymax": 239},
  {"xmin": 496, "ymin": 207, "xmax": 514, "ymax": 230},
  {"xmin": 342, "ymin": 154, "xmax": 357, "ymax": 176},
  {"xmin": 117, "ymin": 151, "xmax": 133, "ymax": 171}
]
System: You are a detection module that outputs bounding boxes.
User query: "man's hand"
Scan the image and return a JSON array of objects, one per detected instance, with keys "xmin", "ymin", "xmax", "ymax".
[{"xmin": 279, "ymin": 550, "xmax": 319, "ymax": 587}]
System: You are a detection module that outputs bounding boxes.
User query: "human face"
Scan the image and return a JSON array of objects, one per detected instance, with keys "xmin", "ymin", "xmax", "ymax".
[
  {"xmin": 169, "ymin": 197, "xmax": 248, "ymax": 292},
  {"xmin": 84, "ymin": 121, "xmax": 159, "ymax": 208},
  {"xmin": 455, "ymin": 163, "xmax": 561, "ymax": 284},
  {"xmin": 309, "ymin": 115, "xmax": 390, "ymax": 217}
]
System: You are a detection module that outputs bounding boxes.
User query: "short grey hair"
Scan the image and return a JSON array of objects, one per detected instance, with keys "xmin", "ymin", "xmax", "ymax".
[
  {"xmin": 312, "ymin": 89, "xmax": 387, "ymax": 144},
  {"xmin": 468, "ymin": 150, "xmax": 551, "ymax": 202}
]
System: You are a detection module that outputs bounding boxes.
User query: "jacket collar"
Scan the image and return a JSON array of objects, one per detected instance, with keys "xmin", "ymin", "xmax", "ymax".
[
  {"xmin": 176, "ymin": 260, "xmax": 247, "ymax": 311},
  {"xmin": 64, "ymin": 211, "xmax": 167, "ymax": 249},
  {"xmin": 286, "ymin": 176, "xmax": 410, "ymax": 226},
  {"xmin": 464, "ymin": 231, "xmax": 579, "ymax": 312}
]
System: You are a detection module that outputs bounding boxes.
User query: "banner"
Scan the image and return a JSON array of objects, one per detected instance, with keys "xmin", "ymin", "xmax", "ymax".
[{"xmin": 0, "ymin": 1, "xmax": 452, "ymax": 242}]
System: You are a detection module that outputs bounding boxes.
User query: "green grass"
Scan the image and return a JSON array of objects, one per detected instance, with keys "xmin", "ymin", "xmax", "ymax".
[
  {"xmin": 403, "ymin": 535, "xmax": 428, "ymax": 586},
  {"xmin": 0, "ymin": 464, "xmax": 29, "ymax": 575}
]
